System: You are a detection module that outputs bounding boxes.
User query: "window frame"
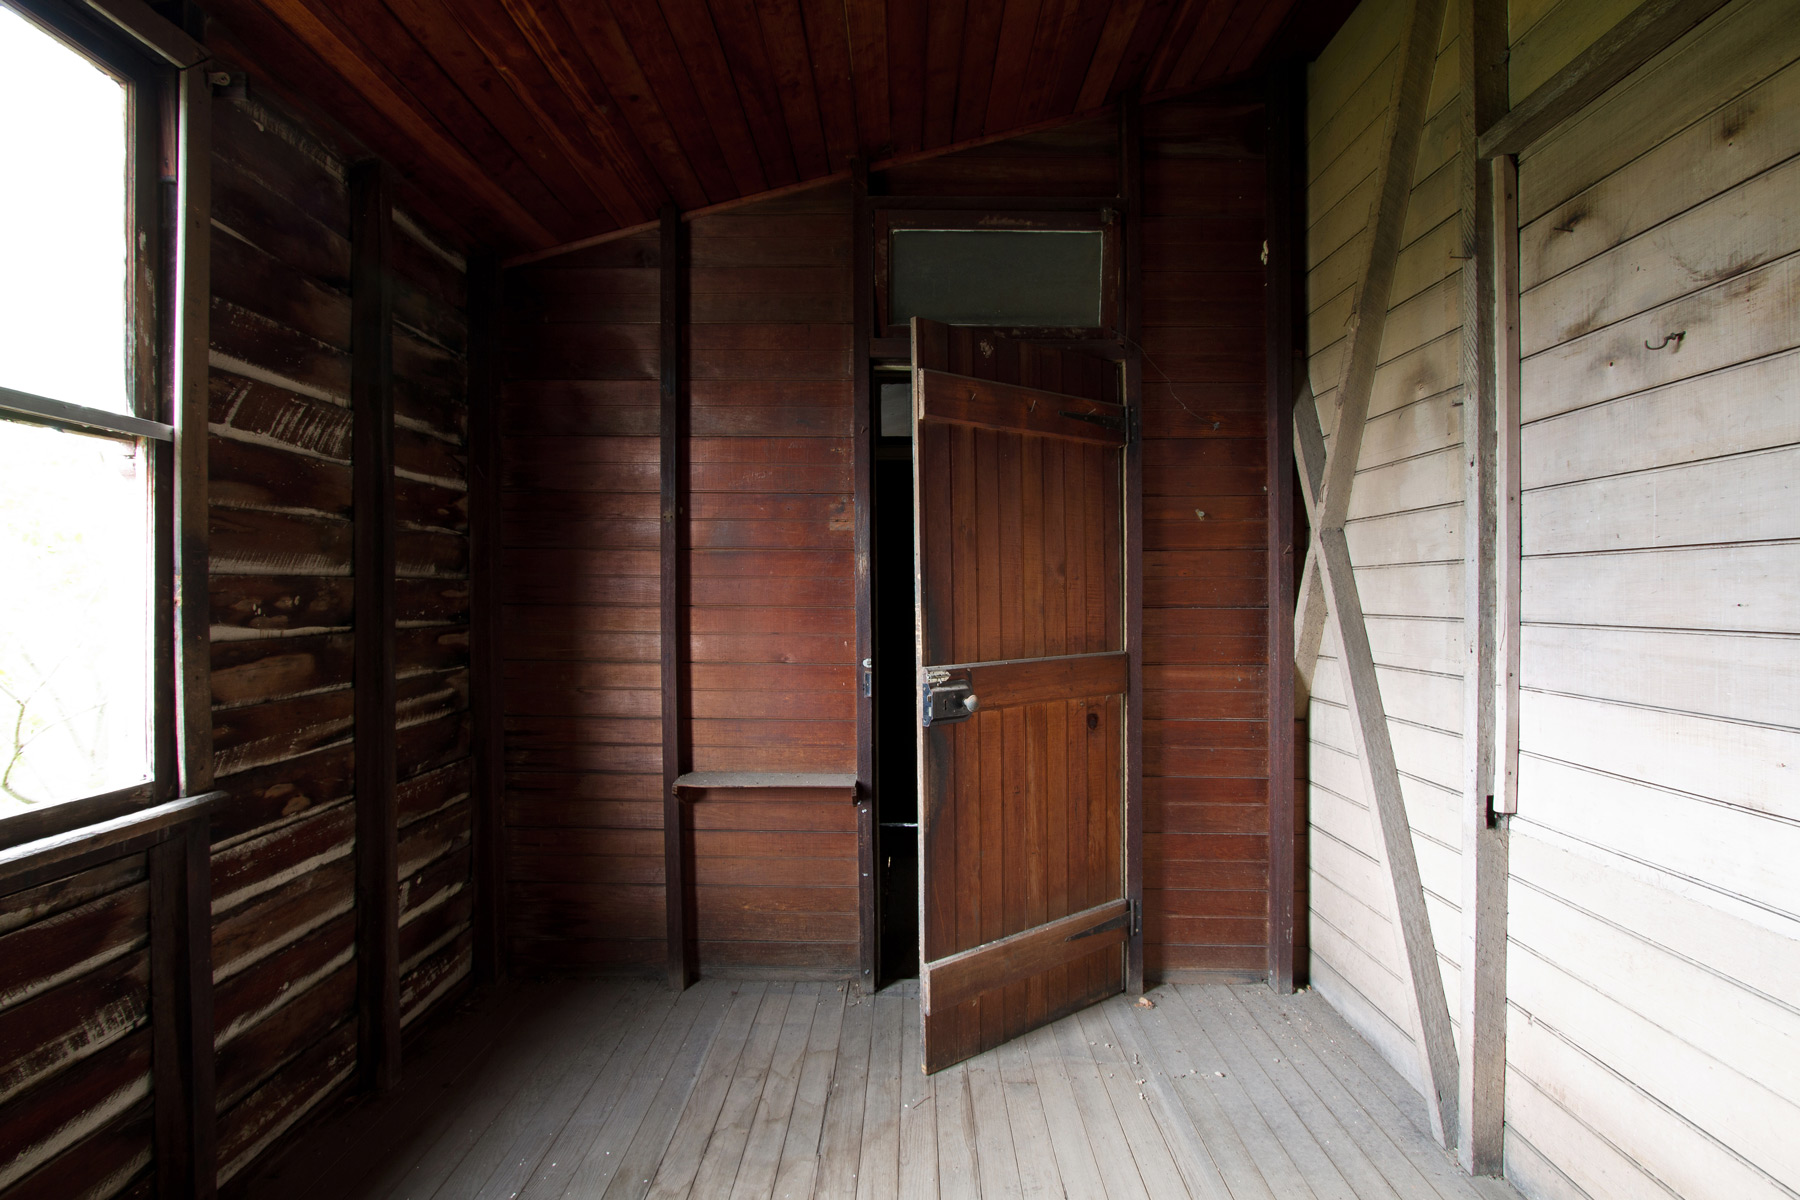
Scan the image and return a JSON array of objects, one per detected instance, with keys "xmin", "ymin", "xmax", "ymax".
[
  {"xmin": 874, "ymin": 209, "xmax": 1122, "ymax": 340},
  {"xmin": 0, "ymin": 0, "xmax": 186, "ymax": 848}
]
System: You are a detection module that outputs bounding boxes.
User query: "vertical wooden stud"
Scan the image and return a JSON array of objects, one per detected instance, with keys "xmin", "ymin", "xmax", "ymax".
[
  {"xmin": 171, "ymin": 62, "xmax": 211, "ymax": 796},
  {"xmin": 468, "ymin": 254, "xmax": 506, "ymax": 983},
  {"xmin": 1459, "ymin": 0, "xmax": 1513, "ymax": 1172},
  {"xmin": 852, "ymin": 160, "xmax": 879, "ymax": 992},
  {"xmin": 1264, "ymin": 62, "xmax": 1302, "ymax": 994},
  {"xmin": 351, "ymin": 160, "xmax": 400, "ymax": 1091},
  {"xmin": 1120, "ymin": 97, "xmax": 1146, "ymax": 996},
  {"xmin": 150, "ymin": 819, "xmax": 215, "ymax": 1198},
  {"xmin": 1491, "ymin": 159, "xmax": 1522, "ymax": 825},
  {"xmin": 660, "ymin": 206, "xmax": 694, "ymax": 991}
]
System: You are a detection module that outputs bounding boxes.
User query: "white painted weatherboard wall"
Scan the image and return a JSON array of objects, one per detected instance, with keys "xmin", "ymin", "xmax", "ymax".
[{"xmin": 1505, "ymin": 0, "xmax": 1800, "ymax": 1195}]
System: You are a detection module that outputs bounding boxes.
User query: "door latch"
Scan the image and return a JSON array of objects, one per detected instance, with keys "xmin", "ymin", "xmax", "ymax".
[{"xmin": 921, "ymin": 670, "xmax": 979, "ymax": 727}]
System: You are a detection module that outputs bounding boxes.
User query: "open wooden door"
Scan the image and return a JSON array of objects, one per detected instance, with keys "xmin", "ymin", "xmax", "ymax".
[{"xmin": 912, "ymin": 318, "xmax": 1135, "ymax": 1072}]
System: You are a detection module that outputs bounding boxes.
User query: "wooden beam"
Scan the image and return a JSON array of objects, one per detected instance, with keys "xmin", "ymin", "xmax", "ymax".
[
  {"xmin": 1477, "ymin": 0, "xmax": 1734, "ymax": 158},
  {"xmin": 1458, "ymin": 0, "xmax": 1511, "ymax": 1174},
  {"xmin": 1121, "ymin": 95, "xmax": 1146, "ymax": 998},
  {"xmin": 851, "ymin": 159, "xmax": 877, "ymax": 993},
  {"xmin": 82, "ymin": 0, "xmax": 207, "ymax": 66},
  {"xmin": 467, "ymin": 254, "xmax": 505, "ymax": 984},
  {"xmin": 150, "ymin": 817, "xmax": 216, "ymax": 1199},
  {"xmin": 1294, "ymin": 0, "xmax": 1449, "ymax": 690},
  {"xmin": 1296, "ymin": 391, "xmax": 1460, "ymax": 1148},
  {"xmin": 351, "ymin": 159, "xmax": 400, "ymax": 1092},
  {"xmin": 659, "ymin": 205, "xmax": 694, "ymax": 992},
  {"xmin": 1264, "ymin": 61, "xmax": 1302, "ymax": 995},
  {"xmin": 172, "ymin": 63, "xmax": 212, "ymax": 798}
]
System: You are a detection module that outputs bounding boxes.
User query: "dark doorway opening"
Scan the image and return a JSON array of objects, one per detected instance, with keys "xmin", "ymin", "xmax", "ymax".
[{"xmin": 872, "ymin": 373, "xmax": 918, "ymax": 985}]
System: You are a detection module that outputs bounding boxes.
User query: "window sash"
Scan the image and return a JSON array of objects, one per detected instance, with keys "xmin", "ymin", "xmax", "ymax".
[{"xmin": 0, "ymin": 1, "xmax": 197, "ymax": 851}]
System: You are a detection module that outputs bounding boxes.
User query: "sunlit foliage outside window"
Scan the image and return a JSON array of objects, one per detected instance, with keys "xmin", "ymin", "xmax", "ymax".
[{"xmin": 0, "ymin": 4, "xmax": 152, "ymax": 817}]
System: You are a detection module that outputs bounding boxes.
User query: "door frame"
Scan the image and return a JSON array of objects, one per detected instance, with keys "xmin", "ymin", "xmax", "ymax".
[{"xmin": 852, "ymin": 129, "xmax": 1147, "ymax": 998}]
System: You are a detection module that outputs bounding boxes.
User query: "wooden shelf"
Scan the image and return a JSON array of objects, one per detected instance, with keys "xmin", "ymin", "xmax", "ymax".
[{"xmin": 672, "ymin": 771, "xmax": 858, "ymax": 792}]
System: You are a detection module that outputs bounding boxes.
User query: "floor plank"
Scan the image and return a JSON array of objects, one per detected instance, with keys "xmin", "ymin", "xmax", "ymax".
[
  {"xmin": 374, "ymin": 981, "xmax": 614, "ymax": 1200},
  {"xmin": 690, "ymin": 983, "xmax": 795, "ymax": 1196},
  {"xmin": 1077, "ymin": 1004, "xmax": 1192, "ymax": 1200},
  {"xmin": 730, "ymin": 980, "xmax": 822, "ymax": 1200},
  {"xmin": 897, "ymin": 991, "xmax": 939, "ymax": 1199},
  {"xmin": 1052, "ymin": 1005, "xmax": 1152, "ymax": 1200},
  {"xmin": 1098, "ymin": 996, "xmax": 1237, "ymax": 1200},
  {"xmin": 1140, "ymin": 983, "xmax": 1334, "ymax": 1200},
  {"xmin": 814, "ymin": 987, "xmax": 872, "ymax": 1197},
  {"xmin": 239, "ymin": 977, "xmax": 1528, "ymax": 1200},
  {"xmin": 963, "ymin": 1044, "xmax": 1023, "ymax": 1198},
  {"xmin": 1021, "ymin": 1022, "xmax": 1110, "ymax": 1198},
  {"xmin": 467, "ymin": 979, "xmax": 653, "ymax": 1199},
  {"xmin": 1182, "ymin": 983, "xmax": 1402, "ymax": 1200},
  {"xmin": 772, "ymin": 983, "xmax": 848, "ymax": 1198},
  {"xmin": 1232, "ymin": 986, "xmax": 1485, "ymax": 1200},
  {"xmin": 994, "ymin": 1037, "xmax": 1062, "ymax": 1200},
  {"xmin": 644, "ymin": 982, "xmax": 768, "ymax": 1200},
  {"xmin": 532, "ymin": 982, "xmax": 713, "ymax": 1197},
  {"xmin": 595, "ymin": 979, "xmax": 738, "ymax": 1200}
]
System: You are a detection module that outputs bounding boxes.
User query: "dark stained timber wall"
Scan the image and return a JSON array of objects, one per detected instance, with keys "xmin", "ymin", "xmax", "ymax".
[
  {"xmin": 203, "ymin": 61, "xmax": 475, "ymax": 1186},
  {"xmin": 497, "ymin": 98, "xmax": 1289, "ymax": 983},
  {"xmin": 390, "ymin": 222, "xmax": 477, "ymax": 1028},
  {"xmin": 500, "ymin": 185, "xmax": 860, "ymax": 976},
  {"xmin": 1139, "ymin": 96, "xmax": 1276, "ymax": 977},
  {"xmin": 501, "ymin": 225, "xmax": 666, "ymax": 974},
  {"xmin": 0, "ymin": 859, "xmax": 155, "ymax": 1198},
  {"xmin": 204, "ymin": 93, "xmax": 363, "ymax": 1182}
]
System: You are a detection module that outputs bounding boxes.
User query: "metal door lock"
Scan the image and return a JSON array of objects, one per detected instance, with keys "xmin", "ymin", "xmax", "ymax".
[{"xmin": 921, "ymin": 673, "xmax": 978, "ymax": 727}]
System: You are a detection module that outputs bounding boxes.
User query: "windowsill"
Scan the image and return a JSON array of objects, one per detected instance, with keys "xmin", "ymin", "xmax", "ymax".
[
  {"xmin": 0, "ymin": 782, "xmax": 165, "ymax": 854},
  {"xmin": 0, "ymin": 789, "xmax": 230, "ymax": 891}
]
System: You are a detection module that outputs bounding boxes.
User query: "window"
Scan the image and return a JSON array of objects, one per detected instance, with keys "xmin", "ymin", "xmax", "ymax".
[
  {"xmin": 875, "ymin": 210, "xmax": 1118, "ymax": 336},
  {"xmin": 0, "ymin": 2, "xmax": 164, "ymax": 829},
  {"xmin": 890, "ymin": 229, "xmax": 1106, "ymax": 327}
]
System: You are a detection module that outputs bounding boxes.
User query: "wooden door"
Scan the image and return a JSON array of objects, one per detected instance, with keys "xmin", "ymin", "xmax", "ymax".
[{"xmin": 912, "ymin": 318, "xmax": 1134, "ymax": 1072}]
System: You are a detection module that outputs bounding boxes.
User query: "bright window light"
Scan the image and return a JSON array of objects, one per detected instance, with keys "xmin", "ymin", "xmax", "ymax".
[
  {"xmin": 0, "ymin": 3, "xmax": 131, "ymax": 414},
  {"xmin": 0, "ymin": 422, "xmax": 152, "ymax": 811},
  {"xmin": 0, "ymin": 7, "xmax": 150, "ymax": 818}
]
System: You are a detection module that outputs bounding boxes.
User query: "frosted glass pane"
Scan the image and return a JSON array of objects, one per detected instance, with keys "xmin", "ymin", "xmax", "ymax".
[
  {"xmin": 891, "ymin": 230, "xmax": 1103, "ymax": 327},
  {"xmin": 0, "ymin": 6, "xmax": 130, "ymax": 414},
  {"xmin": 0, "ymin": 422, "xmax": 151, "ymax": 812}
]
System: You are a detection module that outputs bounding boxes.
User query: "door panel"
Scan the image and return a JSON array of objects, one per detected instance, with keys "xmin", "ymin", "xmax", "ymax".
[{"xmin": 914, "ymin": 319, "xmax": 1132, "ymax": 1072}]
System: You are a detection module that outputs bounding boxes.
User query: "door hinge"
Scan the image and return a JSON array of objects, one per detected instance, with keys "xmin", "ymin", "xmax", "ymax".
[
  {"xmin": 1127, "ymin": 406, "xmax": 1140, "ymax": 447},
  {"xmin": 1127, "ymin": 898, "xmax": 1141, "ymax": 936}
]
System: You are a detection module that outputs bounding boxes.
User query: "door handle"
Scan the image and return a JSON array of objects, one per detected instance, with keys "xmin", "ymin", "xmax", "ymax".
[{"xmin": 921, "ymin": 672, "xmax": 978, "ymax": 727}]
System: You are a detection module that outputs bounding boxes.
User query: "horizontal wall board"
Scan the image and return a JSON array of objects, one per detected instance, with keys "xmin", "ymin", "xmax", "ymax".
[{"xmin": 1521, "ymin": 542, "xmax": 1800, "ymax": 633}]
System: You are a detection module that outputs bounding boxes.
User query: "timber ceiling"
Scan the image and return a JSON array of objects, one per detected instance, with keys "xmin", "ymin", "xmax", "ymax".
[{"xmin": 201, "ymin": 0, "xmax": 1356, "ymax": 253}]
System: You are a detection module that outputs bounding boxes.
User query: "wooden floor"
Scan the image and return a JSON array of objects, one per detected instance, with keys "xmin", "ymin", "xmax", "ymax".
[{"xmin": 243, "ymin": 977, "xmax": 1522, "ymax": 1200}]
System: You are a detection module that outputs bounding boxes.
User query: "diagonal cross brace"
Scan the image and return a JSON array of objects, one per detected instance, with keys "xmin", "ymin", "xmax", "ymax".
[
  {"xmin": 1297, "ymin": 385, "xmax": 1461, "ymax": 1147},
  {"xmin": 1295, "ymin": 0, "xmax": 1450, "ymax": 702}
]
